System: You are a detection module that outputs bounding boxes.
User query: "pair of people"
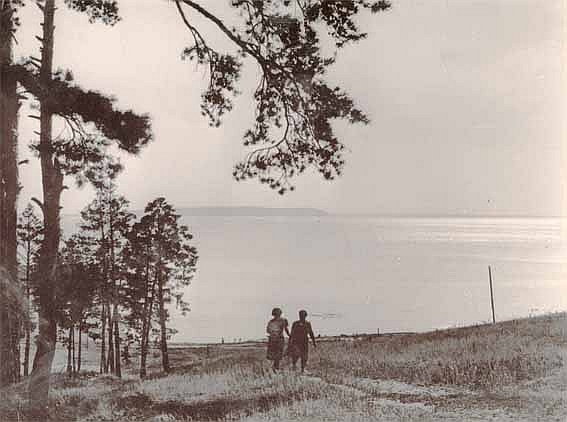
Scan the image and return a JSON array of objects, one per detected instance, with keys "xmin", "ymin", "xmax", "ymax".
[{"xmin": 266, "ymin": 308, "xmax": 316, "ymax": 373}]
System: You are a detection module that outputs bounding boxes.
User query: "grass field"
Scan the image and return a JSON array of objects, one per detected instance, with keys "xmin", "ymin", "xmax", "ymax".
[{"xmin": 1, "ymin": 313, "xmax": 566, "ymax": 421}]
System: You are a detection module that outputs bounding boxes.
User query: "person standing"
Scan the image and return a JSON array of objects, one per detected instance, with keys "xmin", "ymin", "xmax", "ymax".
[
  {"xmin": 288, "ymin": 310, "xmax": 316, "ymax": 373},
  {"xmin": 266, "ymin": 307, "xmax": 290, "ymax": 371}
]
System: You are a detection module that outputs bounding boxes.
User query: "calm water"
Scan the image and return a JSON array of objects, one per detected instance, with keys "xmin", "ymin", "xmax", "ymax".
[{"xmin": 161, "ymin": 216, "xmax": 567, "ymax": 343}]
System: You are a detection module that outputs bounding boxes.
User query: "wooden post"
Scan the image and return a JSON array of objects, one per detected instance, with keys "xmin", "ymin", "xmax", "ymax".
[{"xmin": 488, "ymin": 265, "xmax": 496, "ymax": 324}]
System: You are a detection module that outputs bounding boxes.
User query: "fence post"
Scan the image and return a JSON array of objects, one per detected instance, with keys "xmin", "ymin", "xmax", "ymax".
[{"xmin": 489, "ymin": 265, "xmax": 496, "ymax": 324}]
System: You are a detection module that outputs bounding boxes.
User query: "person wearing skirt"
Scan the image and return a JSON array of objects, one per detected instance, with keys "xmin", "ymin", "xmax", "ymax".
[{"xmin": 266, "ymin": 307, "xmax": 290, "ymax": 371}]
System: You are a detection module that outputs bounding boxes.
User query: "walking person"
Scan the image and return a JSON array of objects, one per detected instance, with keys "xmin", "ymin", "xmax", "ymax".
[
  {"xmin": 266, "ymin": 307, "xmax": 290, "ymax": 371},
  {"xmin": 288, "ymin": 310, "xmax": 316, "ymax": 373}
]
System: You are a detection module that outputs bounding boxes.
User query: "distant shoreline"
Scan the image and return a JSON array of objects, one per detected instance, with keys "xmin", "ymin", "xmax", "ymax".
[
  {"xmin": 61, "ymin": 206, "xmax": 564, "ymax": 219},
  {"xmin": 334, "ymin": 213, "xmax": 565, "ymax": 219},
  {"xmin": 175, "ymin": 206, "xmax": 329, "ymax": 217}
]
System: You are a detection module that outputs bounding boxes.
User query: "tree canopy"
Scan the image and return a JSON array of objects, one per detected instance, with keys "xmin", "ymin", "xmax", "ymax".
[{"xmin": 175, "ymin": 0, "xmax": 390, "ymax": 193}]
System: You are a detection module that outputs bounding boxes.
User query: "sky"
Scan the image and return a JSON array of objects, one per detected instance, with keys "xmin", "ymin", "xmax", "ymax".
[{"xmin": 14, "ymin": 0, "xmax": 567, "ymax": 216}]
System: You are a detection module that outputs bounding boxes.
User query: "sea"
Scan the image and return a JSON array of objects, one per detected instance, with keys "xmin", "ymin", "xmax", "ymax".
[{"xmin": 156, "ymin": 215, "xmax": 567, "ymax": 344}]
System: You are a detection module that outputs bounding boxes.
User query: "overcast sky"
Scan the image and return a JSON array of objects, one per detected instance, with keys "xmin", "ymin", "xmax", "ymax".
[{"xmin": 14, "ymin": 0, "xmax": 566, "ymax": 216}]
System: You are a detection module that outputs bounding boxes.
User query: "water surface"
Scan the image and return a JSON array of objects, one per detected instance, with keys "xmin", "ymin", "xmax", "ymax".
[{"xmin": 167, "ymin": 216, "xmax": 567, "ymax": 343}]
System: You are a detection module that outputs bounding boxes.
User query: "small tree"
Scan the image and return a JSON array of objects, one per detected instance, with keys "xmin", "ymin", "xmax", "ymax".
[
  {"xmin": 125, "ymin": 198, "xmax": 197, "ymax": 376},
  {"xmin": 78, "ymin": 183, "xmax": 134, "ymax": 377},
  {"xmin": 56, "ymin": 235, "xmax": 100, "ymax": 374},
  {"xmin": 17, "ymin": 203, "xmax": 43, "ymax": 377}
]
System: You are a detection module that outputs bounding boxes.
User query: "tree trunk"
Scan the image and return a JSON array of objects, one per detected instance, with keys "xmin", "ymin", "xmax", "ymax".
[
  {"xmin": 139, "ymin": 252, "xmax": 154, "ymax": 379},
  {"xmin": 72, "ymin": 325, "xmax": 76, "ymax": 374},
  {"xmin": 29, "ymin": 317, "xmax": 57, "ymax": 416},
  {"xmin": 113, "ymin": 304, "xmax": 121, "ymax": 378},
  {"xmin": 0, "ymin": 0, "xmax": 21, "ymax": 388},
  {"xmin": 66, "ymin": 327, "xmax": 72, "ymax": 374},
  {"xmin": 24, "ymin": 315, "xmax": 31, "ymax": 377},
  {"xmin": 100, "ymin": 302, "xmax": 107, "ymax": 374},
  {"xmin": 123, "ymin": 343, "xmax": 129, "ymax": 364},
  {"xmin": 140, "ymin": 292, "xmax": 156, "ymax": 379},
  {"xmin": 106, "ymin": 304, "xmax": 114, "ymax": 374},
  {"xmin": 158, "ymin": 281, "xmax": 169, "ymax": 373},
  {"xmin": 77, "ymin": 323, "xmax": 82, "ymax": 373},
  {"xmin": 0, "ymin": 271, "xmax": 20, "ymax": 386},
  {"xmin": 23, "ymin": 238, "xmax": 32, "ymax": 377},
  {"xmin": 139, "ymin": 304, "xmax": 151, "ymax": 379},
  {"xmin": 108, "ymin": 206, "xmax": 121, "ymax": 377},
  {"xmin": 29, "ymin": 0, "xmax": 61, "ymax": 415},
  {"xmin": 139, "ymin": 322, "xmax": 148, "ymax": 379},
  {"xmin": 14, "ymin": 327, "xmax": 20, "ymax": 382}
]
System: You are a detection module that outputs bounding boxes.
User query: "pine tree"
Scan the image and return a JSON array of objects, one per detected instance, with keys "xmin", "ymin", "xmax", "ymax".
[
  {"xmin": 172, "ymin": 0, "xmax": 391, "ymax": 193},
  {"xmin": 17, "ymin": 203, "xmax": 43, "ymax": 377},
  {"xmin": 78, "ymin": 183, "xmax": 134, "ymax": 377},
  {"xmin": 0, "ymin": 0, "xmax": 24, "ymax": 388},
  {"xmin": 125, "ymin": 198, "xmax": 197, "ymax": 377},
  {"xmin": 13, "ymin": 1, "xmax": 151, "ymax": 413},
  {"xmin": 56, "ymin": 234, "xmax": 100, "ymax": 376}
]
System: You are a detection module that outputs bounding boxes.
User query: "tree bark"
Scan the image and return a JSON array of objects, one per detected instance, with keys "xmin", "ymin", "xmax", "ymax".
[
  {"xmin": 29, "ymin": 0, "xmax": 61, "ymax": 415},
  {"xmin": 139, "ymin": 250, "xmax": 153, "ymax": 379},
  {"xmin": 0, "ymin": 0, "xmax": 21, "ymax": 388},
  {"xmin": 24, "ymin": 315, "xmax": 31, "ymax": 376},
  {"xmin": 139, "ymin": 300, "xmax": 151, "ymax": 379},
  {"xmin": 108, "ymin": 202, "xmax": 121, "ymax": 377},
  {"xmin": 106, "ymin": 305, "xmax": 114, "ymax": 374},
  {"xmin": 66, "ymin": 327, "xmax": 72, "ymax": 374},
  {"xmin": 100, "ymin": 302, "xmax": 107, "ymax": 374},
  {"xmin": 29, "ymin": 317, "xmax": 56, "ymax": 415},
  {"xmin": 23, "ymin": 229, "xmax": 32, "ymax": 377},
  {"xmin": 72, "ymin": 325, "xmax": 76, "ymax": 374},
  {"xmin": 77, "ymin": 322, "xmax": 82, "ymax": 372},
  {"xmin": 158, "ymin": 281, "xmax": 169, "ymax": 373},
  {"xmin": 140, "ymin": 289, "xmax": 157, "ymax": 379},
  {"xmin": 113, "ymin": 304, "xmax": 121, "ymax": 377}
]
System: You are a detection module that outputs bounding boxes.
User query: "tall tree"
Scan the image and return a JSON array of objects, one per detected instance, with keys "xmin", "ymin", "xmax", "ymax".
[
  {"xmin": 17, "ymin": 203, "xmax": 43, "ymax": 377},
  {"xmin": 14, "ymin": 1, "xmax": 151, "ymax": 413},
  {"xmin": 27, "ymin": 0, "xmax": 63, "ymax": 410},
  {"xmin": 125, "ymin": 198, "xmax": 197, "ymax": 377},
  {"xmin": 0, "ymin": 0, "xmax": 23, "ymax": 388},
  {"xmin": 148, "ymin": 198, "xmax": 197, "ymax": 373},
  {"xmin": 78, "ymin": 183, "xmax": 134, "ymax": 377},
  {"xmin": 122, "ymin": 229, "xmax": 151, "ymax": 378}
]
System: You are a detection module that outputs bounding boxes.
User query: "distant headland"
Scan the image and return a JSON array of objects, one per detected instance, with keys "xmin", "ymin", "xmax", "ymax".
[{"xmin": 175, "ymin": 206, "xmax": 329, "ymax": 217}]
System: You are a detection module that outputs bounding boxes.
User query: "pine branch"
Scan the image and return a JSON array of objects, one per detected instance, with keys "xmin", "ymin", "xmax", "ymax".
[
  {"xmin": 63, "ymin": 0, "xmax": 120, "ymax": 25},
  {"xmin": 175, "ymin": 0, "xmax": 384, "ymax": 193},
  {"xmin": 11, "ymin": 63, "xmax": 152, "ymax": 153}
]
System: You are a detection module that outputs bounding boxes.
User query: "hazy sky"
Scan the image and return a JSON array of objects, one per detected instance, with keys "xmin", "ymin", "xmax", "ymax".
[{"xmin": 15, "ymin": 0, "xmax": 566, "ymax": 216}]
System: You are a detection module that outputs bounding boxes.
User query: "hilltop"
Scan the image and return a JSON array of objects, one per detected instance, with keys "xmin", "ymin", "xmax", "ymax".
[{"xmin": 2, "ymin": 313, "xmax": 566, "ymax": 421}]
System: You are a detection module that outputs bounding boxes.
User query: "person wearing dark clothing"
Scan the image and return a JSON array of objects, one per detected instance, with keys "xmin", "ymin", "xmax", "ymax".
[
  {"xmin": 288, "ymin": 310, "xmax": 316, "ymax": 373},
  {"xmin": 266, "ymin": 307, "xmax": 290, "ymax": 371}
]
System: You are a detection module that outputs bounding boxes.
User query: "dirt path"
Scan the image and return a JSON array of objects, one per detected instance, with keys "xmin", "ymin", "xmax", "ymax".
[{"xmin": 300, "ymin": 370, "xmax": 567, "ymax": 422}]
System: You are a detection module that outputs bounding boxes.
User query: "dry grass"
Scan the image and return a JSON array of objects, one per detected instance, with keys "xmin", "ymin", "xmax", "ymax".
[
  {"xmin": 110, "ymin": 364, "xmax": 333, "ymax": 420},
  {"xmin": 310, "ymin": 313, "xmax": 567, "ymax": 388},
  {"xmin": 1, "ymin": 313, "xmax": 566, "ymax": 421}
]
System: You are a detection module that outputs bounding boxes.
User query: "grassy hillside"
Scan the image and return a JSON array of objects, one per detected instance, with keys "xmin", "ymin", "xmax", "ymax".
[{"xmin": 1, "ymin": 313, "xmax": 566, "ymax": 421}]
